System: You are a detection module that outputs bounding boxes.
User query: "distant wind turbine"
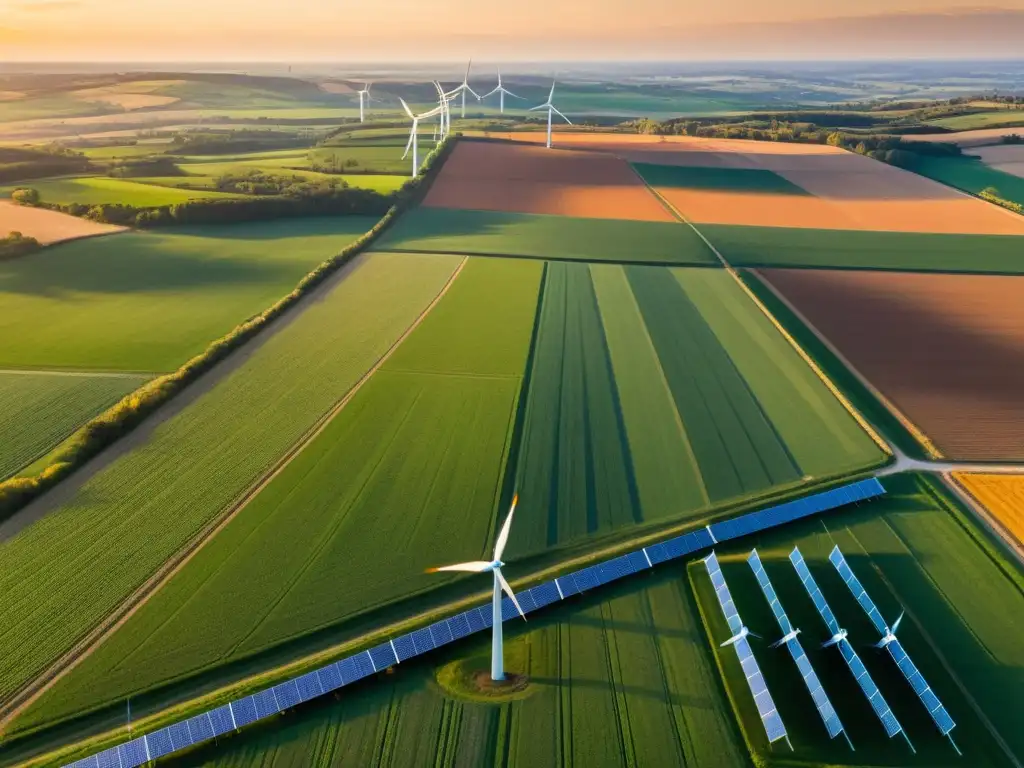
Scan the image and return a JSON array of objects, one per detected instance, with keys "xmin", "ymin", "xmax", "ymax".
[
  {"xmin": 447, "ymin": 59, "xmax": 480, "ymax": 119},
  {"xmin": 357, "ymin": 83, "xmax": 372, "ymax": 123},
  {"xmin": 400, "ymin": 97, "xmax": 444, "ymax": 177},
  {"xmin": 530, "ymin": 80, "xmax": 572, "ymax": 149},
  {"xmin": 429, "ymin": 495, "xmax": 526, "ymax": 681},
  {"xmin": 482, "ymin": 70, "xmax": 524, "ymax": 114}
]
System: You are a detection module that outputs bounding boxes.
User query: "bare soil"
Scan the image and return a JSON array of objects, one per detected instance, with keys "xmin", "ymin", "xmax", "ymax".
[
  {"xmin": 0, "ymin": 201, "xmax": 124, "ymax": 246},
  {"xmin": 973, "ymin": 145, "xmax": 1024, "ymax": 180},
  {"xmin": 761, "ymin": 268, "xmax": 1024, "ymax": 461}
]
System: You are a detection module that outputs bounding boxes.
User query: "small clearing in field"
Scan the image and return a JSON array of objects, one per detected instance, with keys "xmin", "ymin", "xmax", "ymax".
[
  {"xmin": 953, "ymin": 474, "xmax": 1024, "ymax": 545},
  {"xmin": 423, "ymin": 141, "xmax": 673, "ymax": 222},
  {"xmin": 761, "ymin": 268, "xmax": 1024, "ymax": 461},
  {"xmin": 0, "ymin": 200, "xmax": 123, "ymax": 245}
]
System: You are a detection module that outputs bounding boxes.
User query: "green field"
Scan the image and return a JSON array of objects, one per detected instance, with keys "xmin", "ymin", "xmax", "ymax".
[
  {"xmin": 375, "ymin": 207, "xmax": 720, "ymax": 265},
  {"xmin": 0, "ymin": 372, "xmax": 148, "ymax": 480},
  {"xmin": 0, "ymin": 252, "xmax": 463, "ymax": 716},
  {"xmin": 160, "ymin": 567, "xmax": 744, "ymax": 768},
  {"xmin": 509, "ymin": 262, "xmax": 884, "ymax": 558},
  {"xmin": 0, "ymin": 176, "xmax": 242, "ymax": 206},
  {"xmin": 700, "ymin": 224, "xmax": 1024, "ymax": 274},
  {"xmin": 163, "ymin": 159, "xmax": 408, "ymax": 194},
  {"xmin": 16, "ymin": 256, "xmax": 543, "ymax": 733},
  {"xmin": 926, "ymin": 110, "xmax": 1024, "ymax": 131},
  {"xmin": 0, "ymin": 217, "xmax": 377, "ymax": 371},
  {"xmin": 908, "ymin": 155, "xmax": 1024, "ymax": 209},
  {"xmin": 633, "ymin": 162, "xmax": 811, "ymax": 195},
  {"xmin": 691, "ymin": 472, "xmax": 1024, "ymax": 767}
]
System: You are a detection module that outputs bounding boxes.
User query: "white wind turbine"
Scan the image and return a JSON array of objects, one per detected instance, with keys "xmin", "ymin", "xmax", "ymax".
[
  {"xmin": 433, "ymin": 80, "xmax": 456, "ymax": 141},
  {"xmin": 530, "ymin": 80, "xmax": 572, "ymax": 148},
  {"xmin": 482, "ymin": 70, "xmax": 524, "ymax": 114},
  {"xmin": 357, "ymin": 83, "xmax": 372, "ymax": 123},
  {"xmin": 400, "ymin": 98, "xmax": 443, "ymax": 177},
  {"xmin": 429, "ymin": 495, "xmax": 526, "ymax": 681},
  {"xmin": 447, "ymin": 59, "xmax": 480, "ymax": 119}
]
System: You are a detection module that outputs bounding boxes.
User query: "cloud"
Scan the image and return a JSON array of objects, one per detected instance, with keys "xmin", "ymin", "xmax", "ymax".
[{"xmin": 13, "ymin": 0, "xmax": 83, "ymax": 11}]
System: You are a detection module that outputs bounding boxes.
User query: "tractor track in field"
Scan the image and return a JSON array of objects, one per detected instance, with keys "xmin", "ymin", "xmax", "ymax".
[{"xmin": 0, "ymin": 255, "xmax": 469, "ymax": 734}]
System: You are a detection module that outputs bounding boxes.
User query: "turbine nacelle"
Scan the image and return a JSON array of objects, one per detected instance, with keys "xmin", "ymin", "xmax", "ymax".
[
  {"xmin": 771, "ymin": 628, "xmax": 801, "ymax": 649},
  {"xmin": 720, "ymin": 625, "xmax": 761, "ymax": 648},
  {"xmin": 874, "ymin": 612, "xmax": 903, "ymax": 648},
  {"xmin": 822, "ymin": 629, "xmax": 849, "ymax": 649}
]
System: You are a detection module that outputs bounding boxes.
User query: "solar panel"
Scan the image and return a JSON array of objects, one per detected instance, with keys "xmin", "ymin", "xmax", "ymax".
[
  {"xmin": 185, "ymin": 712, "xmax": 216, "ymax": 744},
  {"xmin": 790, "ymin": 547, "xmax": 912, "ymax": 750},
  {"xmin": 748, "ymin": 549, "xmax": 849, "ymax": 745},
  {"xmin": 118, "ymin": 738, "xmax": 149, "ymax": 768},
  {"xmin": 829, "ymin": 546, "xmax": 959, "ymax": 747},
  {"xmin": 94, "ymin": 747, "xmax": 119, "ymax": 768},
  {"xmin": 703, "ymin": 553, "xmax": 790, "ymax": 748}
]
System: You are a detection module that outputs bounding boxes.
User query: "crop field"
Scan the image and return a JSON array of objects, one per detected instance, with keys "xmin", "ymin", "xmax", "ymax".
[
  {"xmin": 0, "ymin": 217, "xmax": 377, "ymax": 371},
  {"xmin": 309, "ymin": 144, "xmax": 416, "ymax": 175},
  {"xmin": 0, "ymin": 177, "xmax": 243, "ymax": 207},
  {"xmin": 374, "ymin": 207, "xmax": 717, "ymax": 265},
  {"xmin": 0, "ymin": 372, "xmax": 148, "ymax": 480},
  {"xmin": 507, "ymin": 262, "xmax": 884, "ymax": 557},
  {"xmin": 689, "ymin": 472, "xmax": 1024, "ymax": 767},
  {"xmin": 0, "ymin": 200, "xmax": 123, "ymax": 246},
  {"xmin": 700, "ymin": 225, "xmax": 1024, "ymax": 274},
  {"xmin": 907, "ymin": 154, "xmax": 1024, "ymax": 208},
  {"xmin": 162, "ymin": 568, "xmax": 745, "ymax": 768},
  {"xmin": 952, "ymin": 474, "xmax": 1024, "ymax": 545},
  {"xmin": 422, "ymin": 141, "xmax": 675, "ymax": 221},
  {"xmin": 17, "ymin": 256, "xmax": 543, "ymax": 732},
  {"xmin": 633, "ymin": 161, "xmax": 812, "ymax": 195},
  {"xmin": 0, "ymin": 252, "xmax": 463, "ymax": 719},
  {"xmin": 926, "ymin": 110, "xmax": 1024, "ymax": 131},
  {"xmin": 758, "ymin": 268, "xmax": 1024, "ymax": 460},
  {"xmin": 165, "ymin": 159, "xmax": 408, "ymax": 194}
]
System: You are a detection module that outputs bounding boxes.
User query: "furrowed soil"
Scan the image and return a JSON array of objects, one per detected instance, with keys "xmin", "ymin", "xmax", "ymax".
[
  {"xmin": 0, "ymin": 200, "xmax": 123, "ymax": 245},
  {"xmin": 760, "ymin": 268, "xmax": 1024, "ymax": 460}
]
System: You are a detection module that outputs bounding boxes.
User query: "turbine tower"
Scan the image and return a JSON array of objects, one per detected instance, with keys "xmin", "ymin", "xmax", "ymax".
[
  {"xmin": 482, "ymin": 70, "xmax": 524, "ymax": 114},
  {"xmin": 447, "ymin": 59, "xmax": 480, "ymax": 119},
  {"xmin": 357, "ymin": 83, "xmax": 372, "ymax": 123},
  {"xmin": 434, "ymin": 80, "xmax": 457, "ymax": 141},
  {"xmin": 529, "ymin": 81, "xmax": 572, "ymax": 149},
  {"xmin": 429, "ymin": 496, "xmax": 526, "ymax": 681},
  {"xmin": 400, "ymin": 98, "xmax": 443, "ymax": 178}
]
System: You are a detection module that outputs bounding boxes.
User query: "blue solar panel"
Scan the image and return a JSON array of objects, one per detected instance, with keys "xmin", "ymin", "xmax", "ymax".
[
  {"xmin": 691, "ymin": 527, "xmax": 714, "ymax": 551},
  {"xmin": 349, "ymin": 651, "xmax": 377, "ymax": 681},
  {"xmin": 516, "ymin": 588, "xmax": 538, "ymax": 613},
  {"xmin": 145, "ymin": 727, "xmax": 175, "ymax": 759},
  {"xmin": 66, "ymin": 758, "xmax": 98, "ymax": 768},
  {"xmin": 828, "ymin": 547, "xmax": 887, "ymax": 635},
  {"xmin": 186, "ymin": 712, "xmax": 216, "ymax": 744},
  {"xmin": 428, "ymin": 620, "xmax": 455, "ymax": 647},
  {"xmin": 501, "ymin": 596, "xmax": 521, "ymax": 621},
  {"xmin": 409, "ymin": 627, "xmax": 435, "ymax": 655},
  {"xmin": 529, "ymin": 580, "xmax": 560, "ymax": 608},
  {"xmin": 790, "ymin": 549, "xmax": 842, "ymax": 637},
  {"xmin": 626, "ymin": 549, "xmax": 650, "ymax": 574},
  {"xmin": 555, "ymin": 575, "xmax": 579, "ymax": 598},
  {"xmin": 660, "ymin": 534, "xmax": 689, "ymax": 559},
  {"xmin": 316, "ymin": 662, "xmax": 343, "ymax": 693},
  {"xmin": 888, "ymin": 639, "xmax": 956, "ymax": 736},
  {"xmin": 208, "ymin": 704, "xmax": 236, "ymax": 735},
  {"xmin": 597, "ymin": 555, "xmax": 632, "ymax": 585},
  {"xmin": 94, "ymin": 747, "xmax": 120, "ymax": 768},
  {"xmin": 466, "ymin": 607, "xmax": 488, "ymax": 633},
  {"xmin": 645, "ymin": 542, "xmax": 669, "ymax": 565},
  {"xmin": 271, "ymin": 680, "xmax": 301, "ymax": 711},
  {"xmin": 294, "ymin": 670, "xmax": 324, "ymax": 702},
  {"xmin": 118, "ymin": 738, "xmax": 149, "ymax": 768},
  {"xmin": 572, "ymin": 565, "xmax": 600, "ymax": 592},
  {"xmin": 165, "ymin": 720, "xmax": 192, "ymax": 751},
  {"xmin": 447, "ymin": 611, "xmax": 473, "ymax": 640},
  {"xmin": 369, "ymin": 642, "xmax": 399, "ymax": 670},
  {"xmin": 251, "ymin": 688, "xmax": 279, "ymax": 719},
  {"xmin": 478, "ymin": 605, "xmax": 494, "ymax": 628}
]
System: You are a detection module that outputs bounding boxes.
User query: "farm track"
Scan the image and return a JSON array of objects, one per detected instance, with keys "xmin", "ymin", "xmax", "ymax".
[{"xmin": 0, "ymin": 254, "xmax": 469, "ymax": 732}]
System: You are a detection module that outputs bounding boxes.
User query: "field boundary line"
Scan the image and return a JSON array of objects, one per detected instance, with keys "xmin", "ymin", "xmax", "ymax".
[
  {"xmin": 0, "ymin": 255, "xmax": 469, "ymax": 734},
  {"xmin": 371, "ymin": 246, "xmax": 721, "ymax": 270},
  {"xmin": 626, "ymin": 162, "xmax": 893, "ymax": 461}
]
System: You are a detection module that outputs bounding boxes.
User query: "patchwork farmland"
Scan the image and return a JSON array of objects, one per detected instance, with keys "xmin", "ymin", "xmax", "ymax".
[{"xmin": 5, "ymin": 128, "xmax": 1024, "ymax": 768}]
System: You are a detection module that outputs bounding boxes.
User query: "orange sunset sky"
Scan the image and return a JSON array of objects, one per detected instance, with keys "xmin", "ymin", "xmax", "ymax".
[{"xmin": 1, "ymin": 0, "xmax": 1023, "ymax": 60}]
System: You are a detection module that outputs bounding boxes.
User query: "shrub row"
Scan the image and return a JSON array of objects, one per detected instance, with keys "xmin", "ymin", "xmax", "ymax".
[
  {"xmin": 0, "ymin": 135, "xmax": 457, "ymax": 520},
  {"xmin": 0, "ymin": 231, "xmax": 41, "ymax": 262},
  {"xmin": 980, "ymin": 188, "xmax": 1024, "ymax": 214}
]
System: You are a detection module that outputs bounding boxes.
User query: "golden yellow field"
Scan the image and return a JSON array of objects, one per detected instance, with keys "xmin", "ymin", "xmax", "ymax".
[{"xmin": 954, "ymin": 473, "xmax": 1024, "ymax": 544}]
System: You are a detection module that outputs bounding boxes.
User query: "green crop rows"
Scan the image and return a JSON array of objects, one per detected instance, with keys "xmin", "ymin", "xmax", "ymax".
[
  {"xmin": 509, "ymin": 262, "xmax": 884, "ymax": 558},
  {"xmin": 691, "ymin": 473, "xmax": 1024, "ymax": 767},
  {"xmin": 700, "ymin": 224, "xmax": 1024, "ymax": 274},
  {"xmin": 0, "ymin": 177, "xmax": 242, "ymax": 206},
  {"xmin": 159, "ymin": 568, "xmax": 745, "ymax": 768},
  {"xmin": 20, "ymin": 256, "xmax": 543, "ymax": 731},
  {"xmin": 0, "ymin": 252, "xmax": 463, "ymax": 714},
  {"xmin": 0, "ymin": 372, "xmax": 148, "ymax": 480},
  {"xmin": 908, "ymin": 155, "xmax": 1024, "ymax": 209},
  {"xmin": 633, "ymin": 162, "xmax": 811, "ymax": 195},
  {"xmin": 374, "ymin": 207, "xmax": 720, "ymax": 266},
  {"xmin": 0, "ymin": 217, "xmax": 377, "ymax": 371}
]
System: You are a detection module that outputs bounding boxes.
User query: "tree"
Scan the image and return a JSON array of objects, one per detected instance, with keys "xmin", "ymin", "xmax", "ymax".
[{"xmin": 11, "ymin": 188, "xmax": 40, "ymax": 205}]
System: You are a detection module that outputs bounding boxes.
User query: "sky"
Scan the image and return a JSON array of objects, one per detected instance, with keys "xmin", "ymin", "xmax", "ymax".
[{"xmin": 2, "ymin": 0, "xmax": 1024, "ymax": 60}]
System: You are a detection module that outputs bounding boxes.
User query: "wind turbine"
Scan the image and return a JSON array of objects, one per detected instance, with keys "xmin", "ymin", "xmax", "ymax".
[
  {"xmin": 433, "ymin": 81, "xmax": 456, "ymax": 141},
  {"xmin": 529, "ymin": 81, "xmax": 572, "ymax": 149},
  {"xmin": 399, "ymin": 98, "xmax": 443, "ymax": 178},
  {"xmin": 429, "ymin": 496, "xmax": 526, "ymax": 681},
  {"xmin": 482, "ymin": 70, "xmax": 524, "ymax": 114},
  {"xmin": 447, "ymin": 59, "xmax": 480, "ymax": 119},
  {"xmin": 357, "ymin": 83, "xmax": 372, "ymax": 123}
]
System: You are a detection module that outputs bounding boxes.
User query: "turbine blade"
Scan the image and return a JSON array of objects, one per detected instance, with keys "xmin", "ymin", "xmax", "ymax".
[
  {"xmin": 822, "ymin": 637, "xmax": 841, "ymax": 649},
  {"xmin": 402, "ymin": 126, "xmax": 415, "ymax": 159},
  {"xmin": 770, "ymin": 637, "xmax": 787, "ymax": 649},
  {"xmin": 427, "ymin": 560, "xmax": 493, "ymax": 573},
  {"xmin": 548, "ymin": 80, "xmax": 556, "ymax": 102},
  {"xmin": 551, "ymin": 106, "xmax": 573, "ymax": 125},
  {"xmin": 505, "ymin": 89, "xmax": 524, "ymax": 100},
  {"xmin": 748, "ymin": 630, "xmax": 762, "ymax": 641},
  {"xmin": 398, "ymin": 98, "xmax": 415, "ymax": 120},
  {"xmin": 493, "ymin": 494, "xmax": 518, "ymax": 560},
  {"xmin": 466, "ymin": 85, "xmax": 481, "ymax": 99},
  {"xmin": 496, "ymin": 568, "xmax": 526, "ymax": 621},
  {"xmin": 528, "ymin": 104, "xmax": 548, "ymax": 111},
  {"xmin": 874, "ymin": 637, "xmax": 889, "ymax": 649},
  {"xmin": 482, "ymin": 86, "xmax": 500, "ymax": 98},
  {"xmin": 465, "ymin": 58, "xmax": 472, "ymax": 83},
  {"xmin": 891, "ymin": 611, "xmax": 904, "ymax": 634}
]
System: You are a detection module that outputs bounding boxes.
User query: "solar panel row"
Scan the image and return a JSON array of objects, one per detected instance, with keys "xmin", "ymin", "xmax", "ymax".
[
  {"xmin": 65, "ymin": 478, "xmax": 884, "ymax": 768},
  {"xmin": 748, "ymin": 550, "xmax": 847, "ymax": 743},
  {"xmin": 704, "ymin": 553, "xmax": 789, "ymax": 746}
]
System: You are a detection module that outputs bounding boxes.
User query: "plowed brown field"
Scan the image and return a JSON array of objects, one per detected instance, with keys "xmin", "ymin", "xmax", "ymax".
[
  {"xmin": 953, "ymin": 474, "xmax": 1024, "ymax": 544},
  {"xmin": 473, "ymin": 132, "xmax": 1024, "ymax": 235},
  {"xmin": 422, "ymin": 141, "xmax": 674, "ymax": 222},
  {"xmin": 0, "ymin": 200, "xmax": 124, "ymax": 245},
  {"xmin": 760, "ymin": 268, "xmax": 1024, "ymax": 461}
]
